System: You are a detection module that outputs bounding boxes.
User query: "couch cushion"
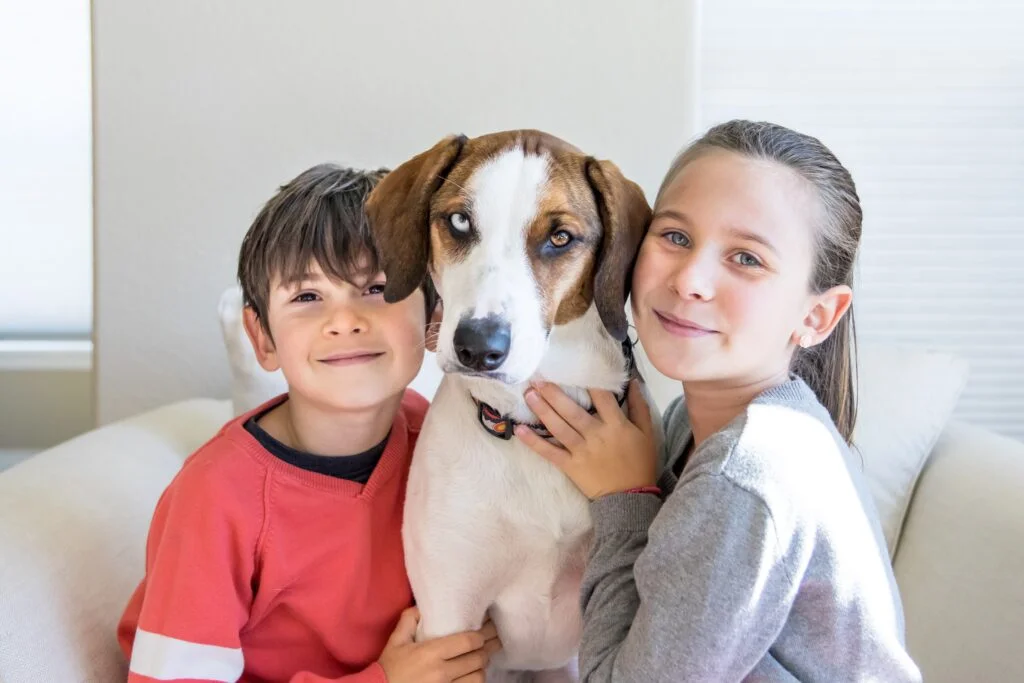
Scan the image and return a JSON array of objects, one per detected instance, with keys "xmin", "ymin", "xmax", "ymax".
[
  {"xmin": 0, "ymin": 398, "xmax": 231, "ymax": 683},
  {"xmin": 893, "ymin": 421, "xmax": 1024, "ymax": 683}
]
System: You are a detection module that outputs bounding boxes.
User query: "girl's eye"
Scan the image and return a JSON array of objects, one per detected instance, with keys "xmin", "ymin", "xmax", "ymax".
[
  {"xmin": 293, "ymin": 292, "xmax": 319, "ymax": 303},
  {"xmin": 732, "ymin": 252, "xmax": 762, "ymax": 268},
  {"xmin": 365, "ymin": 284, "xmax": 386, "ymax": 296},
  {"xmin": 664, "ymin": 231, "xmax": 690, "ymax": 247}
]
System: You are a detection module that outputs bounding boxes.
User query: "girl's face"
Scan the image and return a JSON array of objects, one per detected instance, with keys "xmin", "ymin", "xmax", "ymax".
[{"xmin": 631, "ymin": 150, "xmax": 823, "ymax": 387}]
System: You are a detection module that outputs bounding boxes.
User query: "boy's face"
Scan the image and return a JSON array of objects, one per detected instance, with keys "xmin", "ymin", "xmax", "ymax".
[{"xmin": 243, "ymin": 258, "xmax": 429, "ymax": 412}]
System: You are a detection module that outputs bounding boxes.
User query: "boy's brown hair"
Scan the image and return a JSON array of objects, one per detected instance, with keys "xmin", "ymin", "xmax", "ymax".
[{"xmin": 237, "ymin": 164, "xmax": 438, "ymax": 334}]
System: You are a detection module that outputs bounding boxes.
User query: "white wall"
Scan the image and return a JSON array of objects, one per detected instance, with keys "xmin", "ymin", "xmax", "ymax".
[
  {"xmin": 92, "ymin": 0, "xmax": 700, "ymax": 423},
  {"xmin": 700, "ymin": 0, "xmax": 1024, "ymax": 440}
]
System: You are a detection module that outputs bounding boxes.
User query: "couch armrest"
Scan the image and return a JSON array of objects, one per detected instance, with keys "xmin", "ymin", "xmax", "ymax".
[
  {"xmin": 894, "ymin": 420, "xmax": 1024, "ymax": 683},
  {"xmin": 0, "ymin": 398, "xmax": 231, "ymax": 683}
]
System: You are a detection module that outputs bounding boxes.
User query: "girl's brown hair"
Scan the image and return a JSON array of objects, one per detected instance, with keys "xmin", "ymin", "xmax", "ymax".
[{"xmin": 660, "ymin": 120, "xmax": 861, "ymax": 443}]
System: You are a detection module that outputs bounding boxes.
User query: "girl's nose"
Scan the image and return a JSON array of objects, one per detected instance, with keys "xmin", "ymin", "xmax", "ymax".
[{"xmin": 669, "ymin": 252, "xmax": 716, "ymax": 302}]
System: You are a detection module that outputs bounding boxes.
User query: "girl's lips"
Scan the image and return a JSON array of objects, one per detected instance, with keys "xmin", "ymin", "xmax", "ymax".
[{"xmin": 654, "ymin": 311, "xmax": 718, "ymax": 338}]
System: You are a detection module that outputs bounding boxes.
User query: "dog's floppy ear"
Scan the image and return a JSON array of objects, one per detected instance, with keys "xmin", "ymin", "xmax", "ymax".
[
  {"xmin": 586, "ymin": 158, "xmax": 652, "ymax": 341},
  {"xmin": 366, "ymin": 135, "xmax": 468, "ymax": 303}
]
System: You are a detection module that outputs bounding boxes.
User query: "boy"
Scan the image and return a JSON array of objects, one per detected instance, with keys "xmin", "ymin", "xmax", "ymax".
[{"xmin": 117, "ymin": 164, "xmax": 498, "ymax": 682}]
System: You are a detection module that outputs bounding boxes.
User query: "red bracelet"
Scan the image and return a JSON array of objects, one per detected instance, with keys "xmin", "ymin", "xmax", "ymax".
[{"xmin": 623, "ymin": 485, "xmax": 662, "ymax": 496}]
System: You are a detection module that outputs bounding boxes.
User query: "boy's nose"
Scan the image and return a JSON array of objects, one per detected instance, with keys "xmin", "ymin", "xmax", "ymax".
[{"xmin": 323, "ymin": 304, "xmax": 368, "ymax": 335}]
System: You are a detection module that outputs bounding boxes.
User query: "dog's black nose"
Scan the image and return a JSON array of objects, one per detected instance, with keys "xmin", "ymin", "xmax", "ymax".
[{"xmin": 453, "ymin": 315, "xmax": 511, "ymax": 372}]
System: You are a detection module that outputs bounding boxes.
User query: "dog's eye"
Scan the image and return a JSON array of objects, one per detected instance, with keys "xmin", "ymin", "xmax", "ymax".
[
  {"xmin": 549, "ymin": 230, "xmax": 573, "ymax": 249},
  {"xmin": 448, "ymin": 213, "xmax": 471, "ymax": 233}
]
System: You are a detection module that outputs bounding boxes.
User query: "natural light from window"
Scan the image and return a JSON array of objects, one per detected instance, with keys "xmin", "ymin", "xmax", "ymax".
[{"xmin": 0, "ymin": 1, "xmax": 92, "ymax": 340}]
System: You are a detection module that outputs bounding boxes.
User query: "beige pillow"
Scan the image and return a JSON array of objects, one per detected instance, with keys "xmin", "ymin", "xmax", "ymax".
[
  {"xmin": 853, "ymin": 344, "xmax": 969, "ymax": 556},
  {"xmin": 218, "ymin": 286, "xmax": 287, "ymax": 416}
]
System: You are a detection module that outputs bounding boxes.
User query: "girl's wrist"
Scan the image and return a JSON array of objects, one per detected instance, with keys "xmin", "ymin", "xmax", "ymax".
[{"xmin": 621, "ymin": 485, "xmax": 662, "ymax": 497}]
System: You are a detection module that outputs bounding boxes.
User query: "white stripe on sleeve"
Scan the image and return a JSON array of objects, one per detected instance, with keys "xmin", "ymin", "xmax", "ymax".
[{"xmin": 129, "ymin": 628, "xmax": 244, "ymax": 682}]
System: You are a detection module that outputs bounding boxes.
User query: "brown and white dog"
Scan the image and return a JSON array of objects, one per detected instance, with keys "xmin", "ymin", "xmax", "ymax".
[{"xmin": 366, "ymin": 130, "xmax": 654, "ymax": 682}]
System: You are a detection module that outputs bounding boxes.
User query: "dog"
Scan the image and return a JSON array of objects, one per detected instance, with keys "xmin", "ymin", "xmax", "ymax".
[{"xmin": 366, "ymin": 130, "xmax": 655, "ymax": 682}]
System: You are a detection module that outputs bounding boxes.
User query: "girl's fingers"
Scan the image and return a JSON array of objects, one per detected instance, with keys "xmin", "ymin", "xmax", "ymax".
[
  {"xmin": 532, "ymin": 382, "xmax": 600, "ymax": 433},
  {"xmin": 590, "ymin": 388, "xmax": 626, "ymax": 423},
  {"xmin": 514, "ymin": 424, "xmax": 572, "ymax": 470},
  {"xmin": 524, "ymin": 387, "xmax": 585, "ymax": 448}
]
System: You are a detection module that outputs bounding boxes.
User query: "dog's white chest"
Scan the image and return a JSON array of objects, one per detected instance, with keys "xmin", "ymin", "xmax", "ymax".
[
  {"xmin": 408, "ymin": 379, "xmax": 593, "ymax": 545},
  {"xmin": 401, "ymin": 378, "xmax": 594, "ymax": 671}
]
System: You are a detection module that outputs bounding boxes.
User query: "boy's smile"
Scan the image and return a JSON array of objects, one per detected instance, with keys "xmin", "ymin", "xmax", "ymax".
[{"xmin": 318, "ymin": 350, "xmax": 385, "ymax": 367}]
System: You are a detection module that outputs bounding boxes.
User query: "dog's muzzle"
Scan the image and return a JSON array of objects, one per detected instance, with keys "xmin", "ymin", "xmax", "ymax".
[{"xmin": 471, "ymin": 337, "xmax": 641, "ymax": 443}]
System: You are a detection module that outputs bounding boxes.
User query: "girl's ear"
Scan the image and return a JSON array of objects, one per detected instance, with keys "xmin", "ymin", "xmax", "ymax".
[
  {"xmin": 792, "ymin": 284, "xmax": 853, "ymax": 348},
  {"xmin": 425, "ymin": 300, "xmax": 443, "ymax": 353},
  {"xmin": 243, "ymin": 306, "xmax": 281, "ymax": 372}
]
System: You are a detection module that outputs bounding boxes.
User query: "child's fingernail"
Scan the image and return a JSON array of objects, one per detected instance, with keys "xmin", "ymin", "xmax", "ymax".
[{"xmin": 524, "ymin": 389, "xmax": 538, "ymax": 403}]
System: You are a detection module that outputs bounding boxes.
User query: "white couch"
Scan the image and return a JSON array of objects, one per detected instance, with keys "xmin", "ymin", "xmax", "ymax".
[{"xmin": 2, "ymin": 344, "xmax": 1023, "ymax": 682}]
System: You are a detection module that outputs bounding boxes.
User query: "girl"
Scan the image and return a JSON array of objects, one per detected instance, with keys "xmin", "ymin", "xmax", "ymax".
[{"xmin": 516, "ymin": 120, "xmax": 921, "ymax": 682}]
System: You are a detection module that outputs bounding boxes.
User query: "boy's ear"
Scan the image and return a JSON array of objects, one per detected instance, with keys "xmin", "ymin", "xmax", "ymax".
[
  {"xmin": 242, "ymin": 306, "xmax": 281, "ymax": 372},
  {"xmin": 794, "ymin": 284, "xmax": 853, "ymax": 347},
  {"xmin": 425, "ymin": 300, "xmax": 443, "ymax": 353}
]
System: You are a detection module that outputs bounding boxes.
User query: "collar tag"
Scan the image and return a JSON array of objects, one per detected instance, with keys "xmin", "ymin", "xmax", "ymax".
[{"xmin": 478, "ymin": 400, "xmax": 515, "ymax": 440}]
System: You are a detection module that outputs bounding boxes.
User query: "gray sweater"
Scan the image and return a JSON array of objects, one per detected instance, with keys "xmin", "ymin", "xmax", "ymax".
[{"xmin": 579, "ymin": 377, "xmax": 921, "ymax": 682}]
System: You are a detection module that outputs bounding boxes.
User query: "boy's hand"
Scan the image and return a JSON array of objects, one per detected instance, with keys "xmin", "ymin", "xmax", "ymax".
[
  {"xmin": 378, "ymin": 607, "xmax": 501, "ymax": 683},
  {"xmin": 516, "ymin": 379, "xmax": 658, "ymax": 500}
]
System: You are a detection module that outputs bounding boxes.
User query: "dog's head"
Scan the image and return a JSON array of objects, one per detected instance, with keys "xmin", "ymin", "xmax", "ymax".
[{"xmin": 366, "ymin": 130, "xmax": 651, "ymax": 384}]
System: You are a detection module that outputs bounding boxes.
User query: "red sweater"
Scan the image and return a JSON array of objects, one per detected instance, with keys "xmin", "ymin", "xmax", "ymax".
[{"xmin": 118, "ymin": 391, "xmax": 427, "ymax": 683}]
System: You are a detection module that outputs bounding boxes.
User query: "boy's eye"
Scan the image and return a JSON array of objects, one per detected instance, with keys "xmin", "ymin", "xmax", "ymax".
[
  {"xmin": 664, "ymin": 231, "xmax": 690, "ymax": 247},
  {"xmin": 732, "ymin": 252, "xmax": 762, "ymax": 268},
  {"xmin": 365, "ymin": 284, "xmax": 386, "ymax": 296},
  {"xmin": 293, "ymin": 292, "xmax": 319, "ymax": 303}
]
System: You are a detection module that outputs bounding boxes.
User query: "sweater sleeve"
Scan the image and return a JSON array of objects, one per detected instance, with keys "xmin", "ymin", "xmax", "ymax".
[
  {"xmin": 118, "ymin": 461, "xmax": 263, "ymax": 683},
  {"xmin": 579, "ymin": 473, "xmax": 802, "ymax": 682}
]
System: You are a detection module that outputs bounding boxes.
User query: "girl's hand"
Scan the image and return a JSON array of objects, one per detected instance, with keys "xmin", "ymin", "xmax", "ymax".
[{"xmin": 515, "ymin": 379, "xmax": 658, "ymax": 500}]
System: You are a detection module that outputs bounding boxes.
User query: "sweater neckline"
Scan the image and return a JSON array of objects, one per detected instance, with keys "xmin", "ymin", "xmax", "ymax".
[{"xmin": 225, "ymin": 394, "xmax": 411, "ymax": 499}]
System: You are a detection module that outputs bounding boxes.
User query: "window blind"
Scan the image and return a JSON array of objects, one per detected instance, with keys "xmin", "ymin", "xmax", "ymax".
[{"xmin": 699, "ymin": 0, "xmax": 1024, "ymax": 439}]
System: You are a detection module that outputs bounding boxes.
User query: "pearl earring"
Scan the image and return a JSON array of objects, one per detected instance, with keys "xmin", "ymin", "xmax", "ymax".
[{"xmin": 799, "ymin": 334, "xmax": 812, "ymax": 348}]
